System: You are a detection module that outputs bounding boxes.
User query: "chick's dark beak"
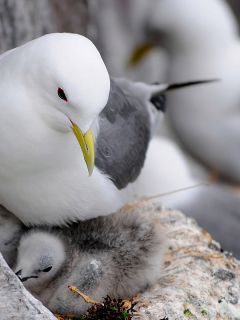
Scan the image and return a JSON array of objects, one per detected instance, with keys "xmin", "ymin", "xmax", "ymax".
[
  {"xmin": 21, "ymin": 276, "xmax": 33, "ymax": 282},
  {"xmin": 15, "ymin": 270, "xmax": 22, "ymax": 278},
  {"xmin": 15, "ymin": 269, "xmax": 38, "ymax": 282}
]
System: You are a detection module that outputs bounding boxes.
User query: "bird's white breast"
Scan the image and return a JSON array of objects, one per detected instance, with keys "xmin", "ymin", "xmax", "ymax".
[{"xmin": 0, "ymin": 91, "xmax": 131, "ymax": 225}]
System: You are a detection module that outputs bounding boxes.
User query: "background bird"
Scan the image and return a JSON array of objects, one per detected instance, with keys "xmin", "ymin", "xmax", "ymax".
[
  {"xmin": 88, "ymin": 0, "xmax": 169, "ymax": 83},
  {"xmin": 15, "ymin": 208, "xmax": 165, "ymax": 314},
  {"xmin": 0, "ymin": 32, "xmax": 210, "ymax": 226},
  {"xmin": 130, "ymin": 0, "xmax": 240, "ymax": 183}
]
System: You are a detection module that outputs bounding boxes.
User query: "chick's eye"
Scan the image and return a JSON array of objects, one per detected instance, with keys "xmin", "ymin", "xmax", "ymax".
[
  {"xmin": 42, "ymin": 266, "xmax": 52, "ymax": 272},
  {"xmin": 58, "ymin": 87, "xmax": 67, "ymax": 102}
]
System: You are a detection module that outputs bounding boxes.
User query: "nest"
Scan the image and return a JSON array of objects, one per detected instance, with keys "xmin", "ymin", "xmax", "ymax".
[{"xmin": 1, "ymin": 200, "xmax": 240, "ymax": 319}]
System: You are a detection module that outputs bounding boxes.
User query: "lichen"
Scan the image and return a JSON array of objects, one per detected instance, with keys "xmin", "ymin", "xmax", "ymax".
[{"xmin": 183, "ymin": 308, "xmax": 192, "ymax": 318}]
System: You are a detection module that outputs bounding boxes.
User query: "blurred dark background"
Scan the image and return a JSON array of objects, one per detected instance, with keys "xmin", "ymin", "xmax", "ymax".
[{"xmin": 0, "ymin": 0, "xmax": 88, "ymax": 54}]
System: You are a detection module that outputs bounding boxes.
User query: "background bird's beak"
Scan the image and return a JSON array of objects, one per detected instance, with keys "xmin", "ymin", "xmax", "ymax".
[
  {"xmin": 71, "ymin": 122, "xmax": 95, "ymax": 176},
  {"xmin": 15, "ymin": 269, "xmax": 38, "ymax": 282},
  {"xmin": 128, "ymin": 43, "xmax": 155, "ymax": 67}
]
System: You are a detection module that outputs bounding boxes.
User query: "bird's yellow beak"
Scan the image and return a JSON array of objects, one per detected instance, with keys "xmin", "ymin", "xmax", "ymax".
[
  {"xmin": 128, "ymin": 43, "xmax": 155, "ymax": 67},
  {"xmin": 71, "ymin": 122, "xmax": 95, "ymax": 176}
]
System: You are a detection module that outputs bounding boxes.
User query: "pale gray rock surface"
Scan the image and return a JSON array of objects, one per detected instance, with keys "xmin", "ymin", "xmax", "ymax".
[
  {"xmin": 0, "ymin": 253, "xmax": 55, "ymax": 320},
  {"xmin": 131, "ymin": 201, "xmax": 240, "ymax": 320}
]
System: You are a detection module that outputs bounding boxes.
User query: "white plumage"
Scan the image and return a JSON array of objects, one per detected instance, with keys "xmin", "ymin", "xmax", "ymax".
[
  {"xmin": 0, "ymin": 33, "xmax": 113, "ymax": 226},
  {"xmin": 15, "ymin": 231, "xmax": 66, "ymax": 296}
]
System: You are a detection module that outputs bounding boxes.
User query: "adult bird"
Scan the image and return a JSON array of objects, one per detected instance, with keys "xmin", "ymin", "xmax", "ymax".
[
  {"xmin": 0, "ymin": 32, "xmax": 211, "ymax": 226},
  {"xmin": 0, "ymin": 33, "xmax": 110, "ymax": 226},
  {"xmin": 130, "ymin": 0, "xmax": 240, "ymax": 183}
]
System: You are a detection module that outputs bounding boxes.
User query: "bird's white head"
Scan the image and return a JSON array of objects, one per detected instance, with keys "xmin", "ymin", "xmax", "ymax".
[
  {"xmin": 15, "ymin": 231, "xmax": 65, "ymax": 290},
  {"xmin": 10, "ymin": 33, "xmax": 110, "ymax": 175}
]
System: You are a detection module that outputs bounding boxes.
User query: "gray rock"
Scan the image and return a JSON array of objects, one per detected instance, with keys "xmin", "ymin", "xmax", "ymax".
[
  {"xmin": 131, "ymin": 201, "xmax": 240, "ymax": 320},
  {"xmin": 0, "ymin": 253, "xmax": 56, "ymax": 320}
]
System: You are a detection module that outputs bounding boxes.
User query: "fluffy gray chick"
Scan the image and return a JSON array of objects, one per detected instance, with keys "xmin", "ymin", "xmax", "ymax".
[
  {"xmin": 0, "ymin": 206, "xmax": 27, "ymax": 267},
  {"xmin": 15, "ymin": 207, "xmax": 165, "ymax": 314}
]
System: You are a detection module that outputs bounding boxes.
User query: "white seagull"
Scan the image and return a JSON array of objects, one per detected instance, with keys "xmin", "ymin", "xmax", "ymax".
[{"xmin": 0, "ymin": 32, "xmax": 210, "ymax": 226}]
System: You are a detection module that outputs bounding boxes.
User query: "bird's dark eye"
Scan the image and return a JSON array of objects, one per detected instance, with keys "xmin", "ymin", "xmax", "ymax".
[
  {"xmin": 42, "ymin": 266, "xmax": 52, "ymax": 272},
  {"xmin": 58, "ymin": 88, "xmax": 67, "ymax": 102}
]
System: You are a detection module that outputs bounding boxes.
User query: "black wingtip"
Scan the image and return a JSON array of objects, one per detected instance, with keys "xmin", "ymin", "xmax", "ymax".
[
  {"xmin": 150, "ymin": 78, "xmax": 220, "ymax": 112},
  {"xmin": 167, "ymin": 78, "xmax": 220, "ymax": 91}
]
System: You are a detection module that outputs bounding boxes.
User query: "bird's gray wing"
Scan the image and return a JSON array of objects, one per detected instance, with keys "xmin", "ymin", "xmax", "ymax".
[{"xmin": 95, "ymin": 78, "xmax": 151, "ymax": 189}]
